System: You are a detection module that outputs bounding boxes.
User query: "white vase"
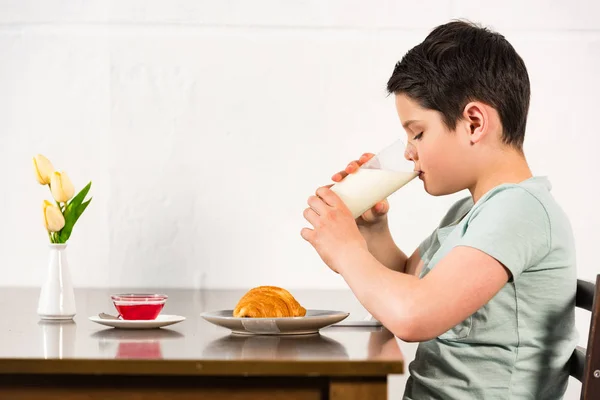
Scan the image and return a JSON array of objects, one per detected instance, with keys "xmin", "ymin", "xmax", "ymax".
[{"xmin": 37, "ymin": 243, "xmax": 76, "ymax": 320}]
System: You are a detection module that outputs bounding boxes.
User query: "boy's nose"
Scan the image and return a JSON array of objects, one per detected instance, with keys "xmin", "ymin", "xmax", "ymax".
[{"xmin": 404, "ymin": 143, "xmax": 418, "ymax": 161}]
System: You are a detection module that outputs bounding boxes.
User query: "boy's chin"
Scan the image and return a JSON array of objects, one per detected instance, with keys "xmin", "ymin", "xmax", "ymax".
[
  {"xmin": 424, "ymin": 183, "xmax": 461, "ymax": 197},
  {"xmin": 425, "ymin": 189, "xmax": 448, "ymax": 197}
]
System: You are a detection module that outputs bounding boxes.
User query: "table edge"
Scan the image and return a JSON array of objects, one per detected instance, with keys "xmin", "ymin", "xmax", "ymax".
[{"xmin": 0, "ymin": 358, "xmax": 404, "ymax": 376}]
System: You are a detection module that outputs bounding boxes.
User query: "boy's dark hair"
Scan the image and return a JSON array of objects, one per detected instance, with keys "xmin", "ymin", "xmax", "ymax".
[{"xmin": 387, "ymin": 20, "xmax": 530, "ymax": 150}]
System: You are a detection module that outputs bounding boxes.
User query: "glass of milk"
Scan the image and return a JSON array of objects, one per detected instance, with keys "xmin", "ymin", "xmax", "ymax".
[{"xmin": 331, "ymin": 138, "xmax": 418, "ymax": 219}]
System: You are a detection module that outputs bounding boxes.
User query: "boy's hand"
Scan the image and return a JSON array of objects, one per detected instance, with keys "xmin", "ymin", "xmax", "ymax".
[
  {"xmin": 301, "ymin": 186, "xmax": 368, "ymax": 274},
  {"xmin": 331, "ymin": 153, "xmax": 390, "ymax": 230}
]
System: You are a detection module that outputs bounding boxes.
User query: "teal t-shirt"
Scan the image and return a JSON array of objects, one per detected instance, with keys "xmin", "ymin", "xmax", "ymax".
[{"xmin": 403, "ymin": 176, "xmax": 578, "ymax": 400}]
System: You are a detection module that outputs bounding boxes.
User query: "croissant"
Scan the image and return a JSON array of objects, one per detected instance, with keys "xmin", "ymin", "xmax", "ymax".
[{"xmin": 233, "ymin": 286, "xmax": 306, "ymax": 318}]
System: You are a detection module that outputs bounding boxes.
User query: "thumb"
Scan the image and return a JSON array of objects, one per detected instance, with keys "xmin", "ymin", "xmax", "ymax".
[
  {"xmin": 359, "ymin": 200, "xmax": 389, "ymax": 222},
  {"xmin": 373, "ymin": 200, "xmax": 389, "ymax": 216}
]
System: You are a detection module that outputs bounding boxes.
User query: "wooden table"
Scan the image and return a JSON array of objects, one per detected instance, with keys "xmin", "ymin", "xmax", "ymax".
[{"xmin": 0, "ymin": 288, "xmax": 404, "ymax": 399}]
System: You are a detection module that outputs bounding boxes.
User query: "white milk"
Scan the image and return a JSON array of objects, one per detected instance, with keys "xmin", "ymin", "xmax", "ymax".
[{"xmin": 331, "ymin": 169, "xmax": 418, "ymax": 219}]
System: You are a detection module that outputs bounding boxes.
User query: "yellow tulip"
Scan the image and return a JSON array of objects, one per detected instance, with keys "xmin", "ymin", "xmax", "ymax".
[
  {"xmin": 43, "ymin": 200, "xmax": 65, "ymax": 232},
  {"xmin": 50, "ymin": 171, "xmax": 75, "ymax": 203},
  {"xmin": 33, "ymin": 154, "xmax": 55, "ymax": 185}
]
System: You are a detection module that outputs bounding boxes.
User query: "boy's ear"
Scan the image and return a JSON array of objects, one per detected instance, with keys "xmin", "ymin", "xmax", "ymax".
[{"xmin": 462, "ymin": 102, "xmax": 488, "ymax": 144}]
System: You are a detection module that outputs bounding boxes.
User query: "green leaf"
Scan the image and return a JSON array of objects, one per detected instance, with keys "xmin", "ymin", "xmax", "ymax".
[
  {"xmin": 59, "ymin": 182, "xmax": 92, "ymax": 243},
  {"xmin": 64, "ymin": 181, "xmax": 92, "ymax": 222},
  {"xmin": 59, "ymin": 198, "xmax": 92, "ymax": 243}
]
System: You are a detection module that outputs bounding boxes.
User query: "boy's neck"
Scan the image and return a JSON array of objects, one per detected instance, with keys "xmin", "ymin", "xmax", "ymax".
[{"xmin": 469, "ymin": 149, "xmax": 533, "ymax": 204}]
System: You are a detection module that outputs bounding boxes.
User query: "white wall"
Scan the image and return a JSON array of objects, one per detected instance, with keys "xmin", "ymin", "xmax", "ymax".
[{"xmin": 1, "ymin": 1, "xmax": 598, "ymax": 398}]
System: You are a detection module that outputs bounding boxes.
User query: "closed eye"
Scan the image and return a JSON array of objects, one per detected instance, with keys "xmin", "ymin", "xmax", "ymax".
[{"xmin": 413, "ymin": 132, "xmax": 423, "ymax": 141}]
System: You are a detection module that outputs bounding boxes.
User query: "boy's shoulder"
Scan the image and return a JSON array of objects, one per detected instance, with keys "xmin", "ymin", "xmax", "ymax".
[
  {"xmin": 433, "ymin": 176, "xmax": 573, "ymax": 249},
  {"xmin": 455, "ymin": 176, "xmax": 574, "ymax": 248},
  {"xmin": 483, "ymin": 176, "xmax": 552, "ymax": 204},
  {"xmin": 419, "ymin": 177, "xmax": 574, "ymax": 278},
  {"xmin": 471, "ymin": 176, "xmax": 568, "ymax": 225},
  {"xmin": 455, "ymin": 176, "xmax": 573, "ymax": 277},
  {"xmin": 442, "ymin": 176, "xmax": 566, "ymax": 231}
]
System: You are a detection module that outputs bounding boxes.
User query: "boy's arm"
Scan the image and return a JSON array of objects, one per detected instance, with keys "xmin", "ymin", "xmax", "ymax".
[
  {"xmin": 405, "ymin": 249, "xmax": 424, "ymax": 276},
  {"xmin": 337, "ymin": 245, "xmax": 510, "ymax": 342},
  {"xmin": 360, "ymin": 225, "xmax": 423, "ymax": 276}
]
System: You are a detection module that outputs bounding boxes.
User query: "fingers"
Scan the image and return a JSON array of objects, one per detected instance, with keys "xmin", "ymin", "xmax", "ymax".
[
  {"xmin": 331, "ymin": 161, "xmax": 358, "ymax": 182},
  {"xmin": 303, "ymin": 187, "xmax": 345, "ymax": 231},
  {"xmin": 316, "ymin": 186, "xmax": 342, "ymax": 208},
  {"xmin": 331, "ymin": 171, "xmax": 345, "ymax": 182},
  {"xmin": 307, "ymin": 195, "xmax": 328, "ymax": 216},
  {"xmin": 331, "ymin": 153, "xmax": 374, "ymax": 182},
  {"xmin": 300, "ymin": 227, "xmax": 314, "ymax": 242},
  {"xmin": 359, "ymin": 153, "xmax": 375, "ymax": 164},
  {"xmin": 303, "ymin": 207, "xmax": 320, "ymax": 227},
  {"xmin": 332, "ymin": 165, "xmax": 352, "ymax": 182}
]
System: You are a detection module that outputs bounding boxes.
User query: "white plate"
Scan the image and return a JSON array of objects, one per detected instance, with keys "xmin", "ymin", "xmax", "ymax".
[
  {"xmin": 89, "ymin": 314, "xmax": 185, "ymax": 329},
  {"xmin": 332, "ymin": 312, "xmax": 383, "ymax": 327},
  {"xmin": 200, "ymin": 309, "xmax": 349, "ymax": 335}
]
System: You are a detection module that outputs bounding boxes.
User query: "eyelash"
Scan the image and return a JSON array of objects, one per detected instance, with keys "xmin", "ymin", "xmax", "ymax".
[{"xmin": 413, "ymin": 132, "xmax": 423, "ymax": 141}]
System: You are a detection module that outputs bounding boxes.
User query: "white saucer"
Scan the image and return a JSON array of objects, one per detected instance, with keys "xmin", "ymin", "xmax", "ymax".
[{"xmin": 89, "ymin": 314, "xmax": 185, "ymax": 329}]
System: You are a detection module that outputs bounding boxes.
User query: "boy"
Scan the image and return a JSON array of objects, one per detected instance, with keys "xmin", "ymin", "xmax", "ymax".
[{"xmin": 301, "ymin": 20, "xmax": 578, "ymax": 399}]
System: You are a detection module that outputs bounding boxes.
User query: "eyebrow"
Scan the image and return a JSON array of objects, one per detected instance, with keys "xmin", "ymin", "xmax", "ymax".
[{"xmin": 402, "ymin": 120, "xmax": 420, "ymax": 130}]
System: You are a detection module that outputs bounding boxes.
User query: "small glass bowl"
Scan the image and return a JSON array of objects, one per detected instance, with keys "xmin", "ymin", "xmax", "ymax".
[{"xmin": 110, "ymin": 294, "xmax": 168, "ymax": 320}]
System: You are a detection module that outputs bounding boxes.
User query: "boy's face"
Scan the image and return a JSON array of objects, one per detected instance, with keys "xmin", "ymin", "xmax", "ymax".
[{"xmin": 395, "ymin": 94, "xmax": 475, "ymax": 196}]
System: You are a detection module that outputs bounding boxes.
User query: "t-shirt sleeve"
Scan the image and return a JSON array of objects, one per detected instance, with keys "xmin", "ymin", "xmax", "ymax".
[{"xmin": 456, "ymin": 188, "xmax": 551, "ymax": 280}]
